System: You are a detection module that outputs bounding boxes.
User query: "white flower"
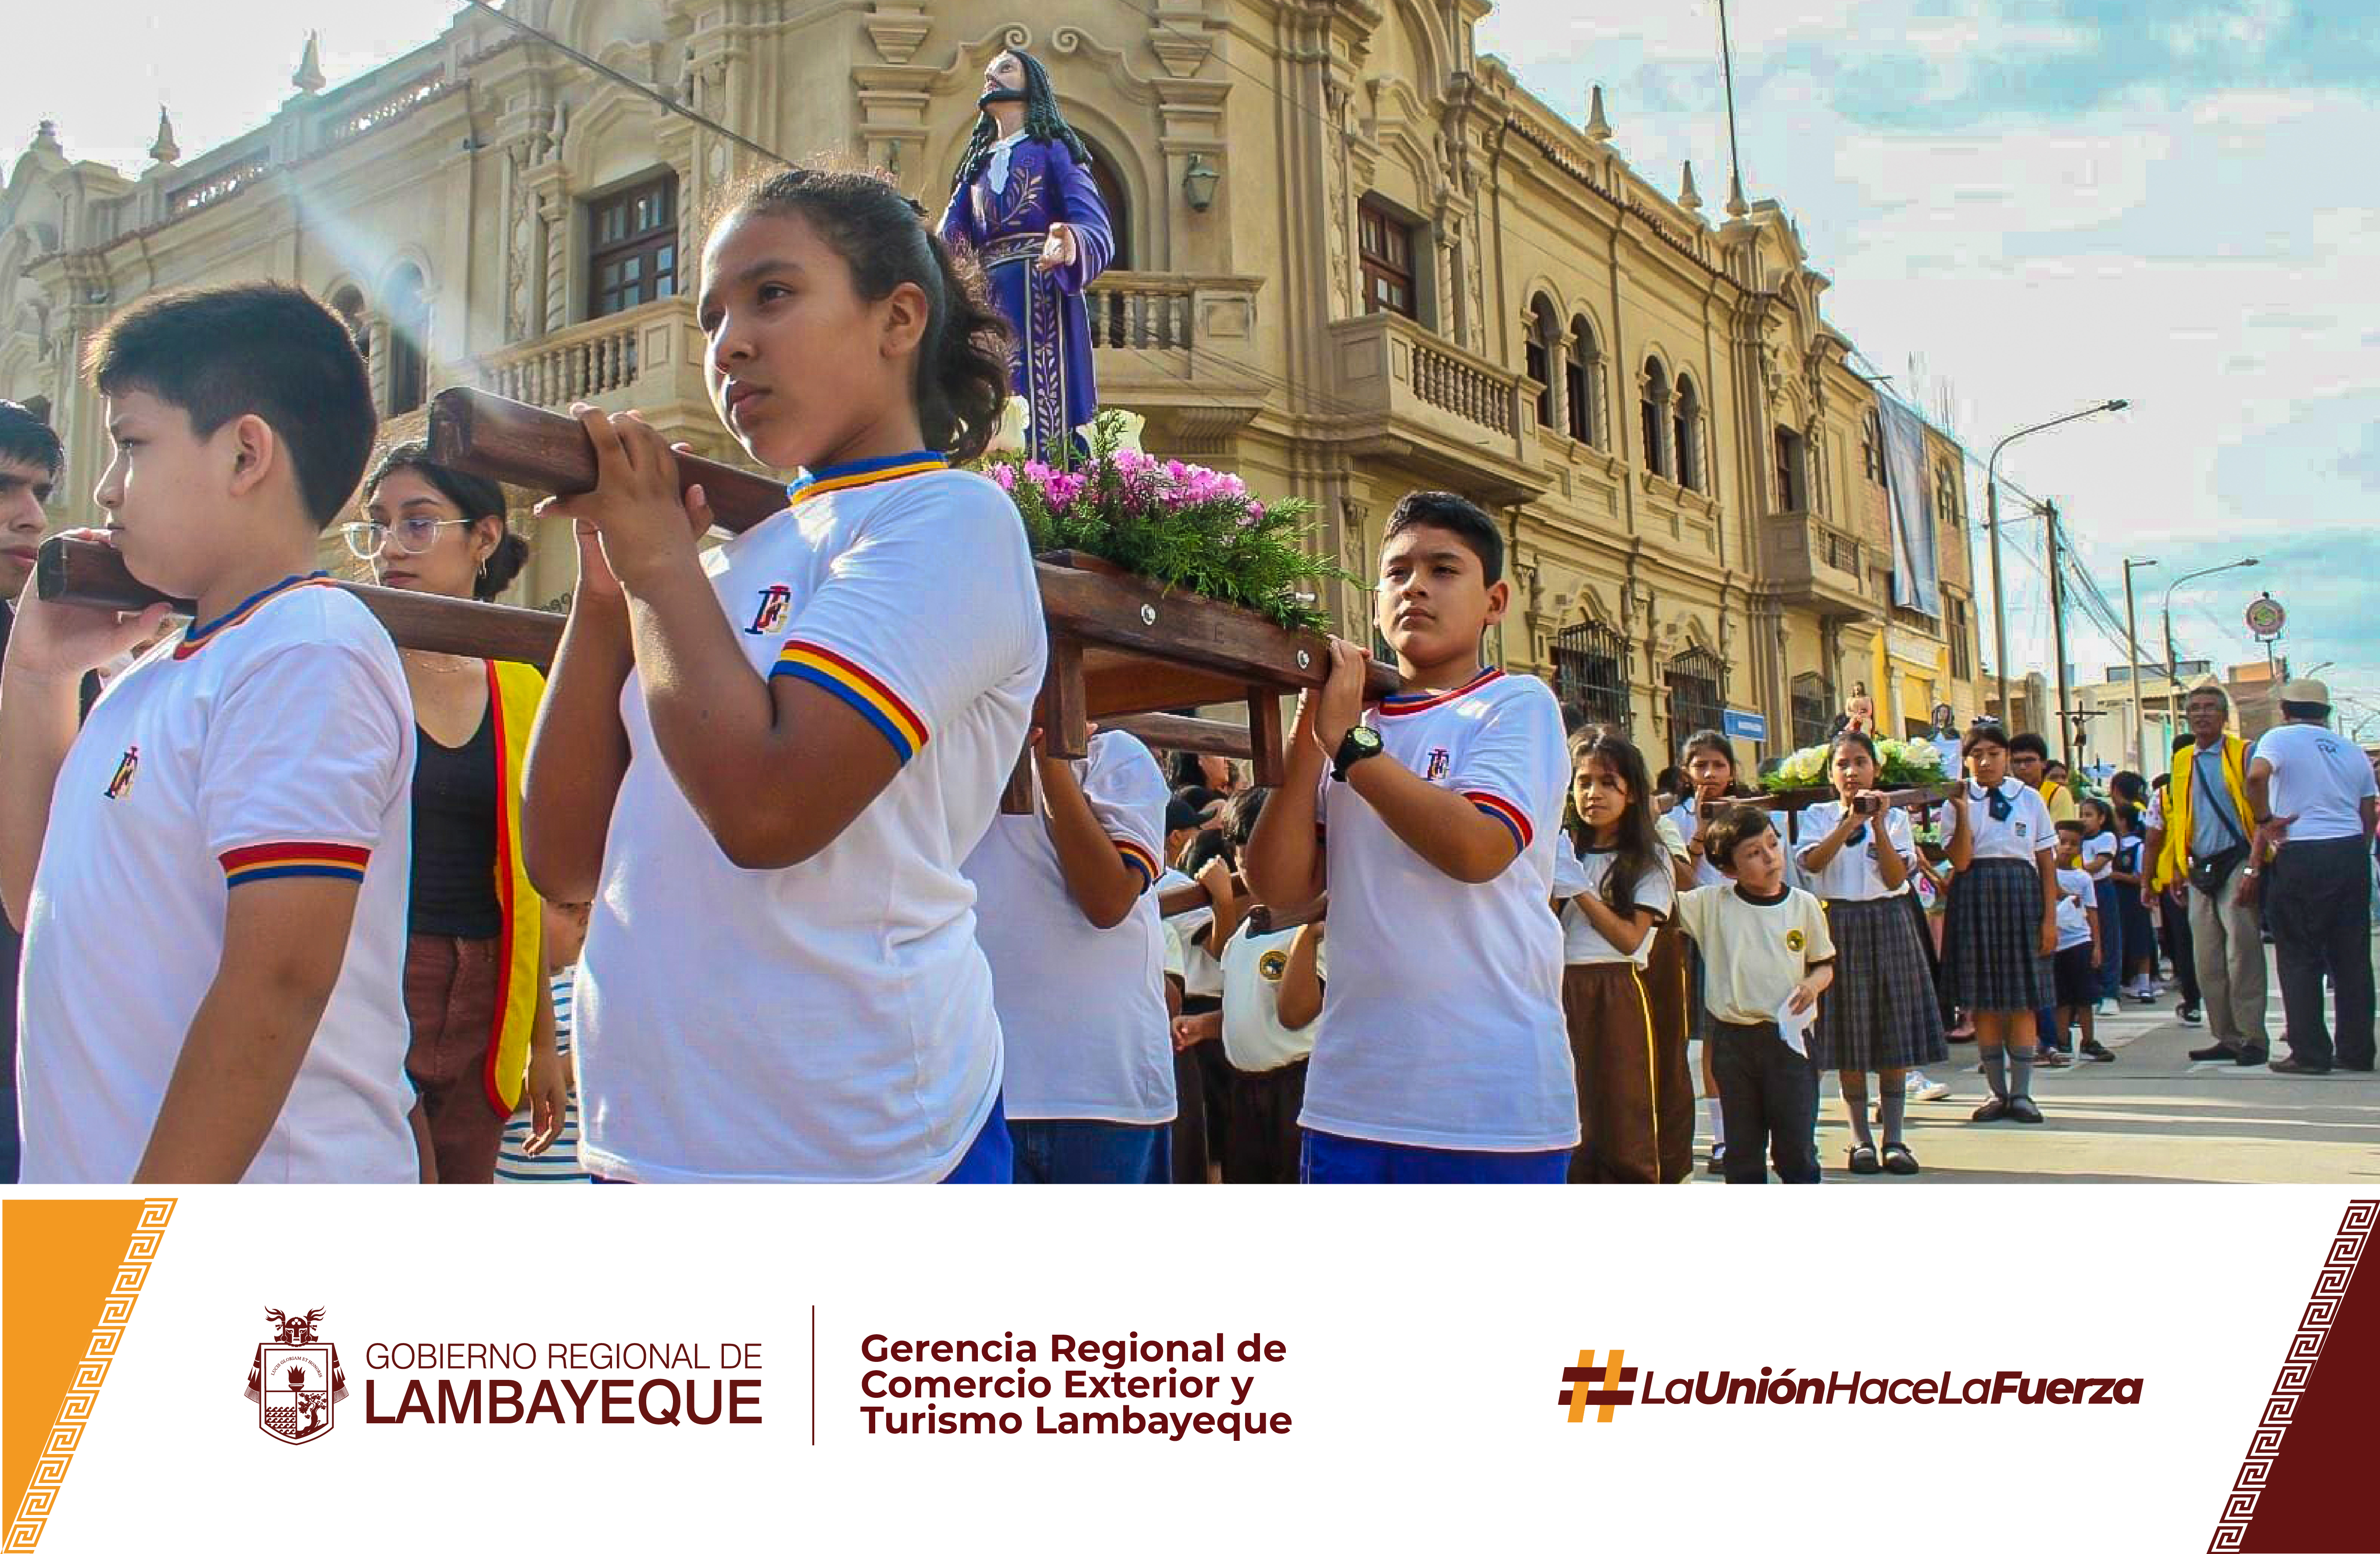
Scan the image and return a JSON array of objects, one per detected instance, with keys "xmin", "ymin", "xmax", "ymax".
[
  {"xmin": 1107, "ymin": 409, "xmax": 1147, "ymax": 453},
  {"xmin": 984, "ymin": 396, "xmax": 1031, "ymax": 458}
]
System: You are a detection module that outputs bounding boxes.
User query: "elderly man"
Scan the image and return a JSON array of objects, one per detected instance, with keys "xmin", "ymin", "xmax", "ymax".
[
  {"xmin": 2249, "ymin": 681, "xmax": 2379, "ymax": 1073},
  {"xmin": 2144, "ymin": 686, "xmax": 2267, "ymax": 1065}
]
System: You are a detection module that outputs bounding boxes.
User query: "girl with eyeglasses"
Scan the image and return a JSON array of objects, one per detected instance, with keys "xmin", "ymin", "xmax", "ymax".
[{"xmin": 352, "ymin": 443, "xmax": 565, "ymax": 1182}]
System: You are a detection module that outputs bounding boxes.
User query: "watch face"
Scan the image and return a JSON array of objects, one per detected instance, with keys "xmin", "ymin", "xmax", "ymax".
[{"xmin": 1351, "ymin": 727, "xmax": 1382, "ymax": 753}]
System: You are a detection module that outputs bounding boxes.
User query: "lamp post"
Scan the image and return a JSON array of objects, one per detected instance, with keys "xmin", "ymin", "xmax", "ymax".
[
  {"xmin": 1986, "ymin": 399, "xmax": 2129, "ymax": 727},
  {"xmin": 2161, "ymin": 557, "xmax": 2259, "ymax": 737},
  {"xmin": 2122, "ymin": 557, "xmax": 2157, "ymax": 773}
]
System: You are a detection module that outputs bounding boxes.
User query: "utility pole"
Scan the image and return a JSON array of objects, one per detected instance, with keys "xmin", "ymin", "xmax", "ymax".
[
  {"xmin": 2044, "ymin": 500, "xmax": 2073, "ymax": 766},
  {"xmin": 2122, "ymin": 557, "xmax": 2157, "ymax": 774}
]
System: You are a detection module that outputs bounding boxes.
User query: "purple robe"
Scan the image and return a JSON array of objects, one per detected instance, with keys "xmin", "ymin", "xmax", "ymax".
[{"xmin": 938, "ymin": 136, "xmax": 1113, "ymax": 463}]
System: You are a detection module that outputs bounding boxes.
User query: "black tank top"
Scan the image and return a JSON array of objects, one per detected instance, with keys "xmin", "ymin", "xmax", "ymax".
[{"xmin": 408, "ymin": 704, "xmax": 502, "ymax": 940}]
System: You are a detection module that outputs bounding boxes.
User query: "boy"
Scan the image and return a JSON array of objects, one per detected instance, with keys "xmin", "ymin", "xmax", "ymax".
[
  {"xmin": 0, "ymin": 399, "xmax": 66, "ymax": 1184},
  {"xmin": 963, "ymin": 725, "xmax": 1176, "ymax": 1182},
  {"xmin": 0, "ymin": 283, "xmax": 416, "ymax": 1183},
  {"xmin": 1673, "ymin": 806, "xmax": 1836, "ymax": 1184},
  {"xmin": 1244, "ymin": 491, "xmax": 1571, "ymax": 1183},
  {"xmin": 2051, "ymin": 822, "xmax": 2111, "ymax": 1063}
]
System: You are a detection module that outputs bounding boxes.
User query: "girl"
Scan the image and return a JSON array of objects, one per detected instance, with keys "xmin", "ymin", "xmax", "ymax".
[
  {"xmin": 351, "ymin": 444, "xmax": 563, "ymax": 1183},
  {"xmin": 2078, "ymin": 795, "xmax": 2124, "ymax": 1010},
  {"xmin": 1553, "ymin": 729, "xmax": 1684, "ymax": 1183},
  {"xmin": 2109, "ymin": 802, "xmax": 2159, "ymax": 1003},
  {"xmin": 1797, "ymin": 731, "xmax": 1948, "ymax": 1175},
  {"xmin": 1941, "ymin": 722, "xmax": 2059, "ymax": 1125},
  {"xmin": 1673, "ymin": 729, "xmax": 1744, "ymax": 1173},
  {"xmin": 523, "ymin": 166, "xmax": 1039, "ymax": 1183}
]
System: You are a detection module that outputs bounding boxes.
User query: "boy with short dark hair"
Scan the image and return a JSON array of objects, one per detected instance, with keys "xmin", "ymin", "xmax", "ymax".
[
  {"xmin": 0, "ymin": 282, "xmax": 417, "ymax": 1182},
  {"xmin": 2051, "ymin": 820, "xmax": 2110, "ymax": 1062},
  {"xmin": 1244, "ymin": 490, "xmax": 1571, "ymax": 1183},
  {"xmin": 1674, "ymin": 804, "xmax": 1836, "ymax": 1184},
  {"xmin": 0, "ymin": 398, "xmax": 66, "ymax": 1184}
]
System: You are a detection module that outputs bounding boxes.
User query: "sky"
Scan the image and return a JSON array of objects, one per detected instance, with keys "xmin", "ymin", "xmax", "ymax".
[{"xmin": 7, "ymin": 1, "xmax": 2376, "ymax": 742}]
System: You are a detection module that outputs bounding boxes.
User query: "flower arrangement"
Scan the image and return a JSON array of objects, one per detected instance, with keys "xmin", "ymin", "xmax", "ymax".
[
  {"xmin": 983, "ymin": 405, "xmax": 1349, "ymax": 632},
  {"xmin": 1760, "ymin": 734, "xmax": 1947, "ymax": 795}
]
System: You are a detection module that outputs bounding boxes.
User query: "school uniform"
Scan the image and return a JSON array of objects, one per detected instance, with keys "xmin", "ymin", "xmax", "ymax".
[
  {"xmin": 1553, "ymin": 841, "xmax": 1682, "ymax": 1183},
  {"xmin": 1639, "ymin": 814, "xmax": 1696, "ymax": 1125},
  {"xmin": 965, "ymin": 729, "xmax": 1175, "ymax": 1183},
  {"xmin": 573, "ymin": 455, "xmax": 1045, "ymax": 1183},
  {"xmin": 2051, "ymin": 866, "xmax": 2098, "ymax": 1009},
  {"xmin": 1675, "ymin": 883, "xmax": 1836, "ymax": 1184},
  {"xmin": 2113, "ymin": 832, "xmax": 2158, "ymax": 983},
  {"xmin": 1796, "ymin": 802, "xmax": 1947, "ymax": 1072},
  {"xmin": 1158, "ymin": 868, "xmax": 1217, "ymax": 1184},
  {"xmin": 1941, "ymin": 778, "xmax": 2056, "ymax": 1013},
  {"xmin": 16, "ymin": 576, "xmax": 418, "ymax": 1182},
  {"xmin": 1217, "ymin": 922, "xmax": 1327, "ymax": 1183},
  {"xmin": 2079, "ymin": 829, "xmax": 2123, "ymax": 1002},
  {"xmin": 1671, "ymin": 794, "xmax": 1738, "ymax": 1050},
  {"xmin": 1299, "ymin": 668, "xmax": 1572, "ymax": 1184}
]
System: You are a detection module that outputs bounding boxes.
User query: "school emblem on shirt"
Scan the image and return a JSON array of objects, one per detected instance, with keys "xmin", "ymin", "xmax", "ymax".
[
  {"xmin": 744, "ymin": 584, "xmax": 792, "ymax": 636},
  {"xmin": 104, "ymin": 745, "xmax": 139, "ymax": 800},
  {"xmin": 1259, "ymin": 949, "xmax": 1289, "ymax": 982},
  {"xmin": 1785, "ymin": 929, "xmax": 1807, "ymax": 953},
  {"xmin": 244, "ymin": 1306, "xmax": 347, "ymax": 1445},
  {"xmin": 1425, "ymin": 747, "xmax": 1452, "ymax": 782},
  {"xmin": 2014, "ymin": 822, "xmax": 2028, "ymax": 838}
]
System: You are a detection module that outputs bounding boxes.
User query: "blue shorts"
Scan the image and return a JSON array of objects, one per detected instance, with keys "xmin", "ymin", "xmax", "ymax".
[
  {"xmin": 940, "ymin": 1092, "xmax": 1014, "ymax": 1183},
  {"xmin": 1299, "ymin": 1129, "xmax": 1571, "ymax": 1184},
  {"xmin": 1007, "ymin": 1117, "xmax": 1170, "ymax": 1184}
]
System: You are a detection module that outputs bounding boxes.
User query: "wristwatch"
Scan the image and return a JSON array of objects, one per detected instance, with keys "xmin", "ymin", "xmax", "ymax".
[{"xmin": 1331, "ymin": 725, "xmax": 1385, "ymax": 782}]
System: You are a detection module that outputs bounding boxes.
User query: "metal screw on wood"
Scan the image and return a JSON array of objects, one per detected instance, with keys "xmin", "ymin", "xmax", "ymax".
[
  {"xmin": 1297, "ymin": 649, "xmax": 1311, "ymax": 669},
  {"xmin": 1139, "ymin": 604, "xmax": 1157, "ymax": 625}
]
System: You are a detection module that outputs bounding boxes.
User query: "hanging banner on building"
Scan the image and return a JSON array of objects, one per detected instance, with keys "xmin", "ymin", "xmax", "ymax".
[{"xmin": 1876, "ymin": 392, "xmax": 1942, "ymax": 617}]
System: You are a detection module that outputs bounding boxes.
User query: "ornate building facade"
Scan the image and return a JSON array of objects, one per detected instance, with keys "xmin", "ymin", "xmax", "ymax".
[{"xmin": 0, "ymin": 0, "xmax": 1981, "ymax": 758}]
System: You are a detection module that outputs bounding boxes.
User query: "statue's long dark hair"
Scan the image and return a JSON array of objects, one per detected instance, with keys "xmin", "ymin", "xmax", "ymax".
[{"xmin": 949, "ymin": 48, "xmax": 1095, "ymax": 193}]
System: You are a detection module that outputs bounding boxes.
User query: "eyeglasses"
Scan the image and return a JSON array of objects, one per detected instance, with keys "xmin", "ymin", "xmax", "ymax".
[{"xmin": 340, "ymin": 516, "xmax": 469, "ymax": 560}]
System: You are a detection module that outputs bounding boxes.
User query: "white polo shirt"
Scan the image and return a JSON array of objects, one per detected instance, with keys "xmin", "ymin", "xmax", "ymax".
[
  {"xmin": 1794, "ymin": 802, "xmax": 1917, "ymax": 902},
  {"xmin": 573, "ymin": 461, "xmax": 1045, "ymax": 1182},
  {"xmin": 1551, "ymin": 843, "xmax": 1675, "ymax": 966},
  {"xmin": 965, "ymin": 729, "xmax": 1174, "ymax": 1124},
  {"xmin": 1300, "ymin": 668, "xmax": 1574, "ymax": 1153},
  {"xmin": 17, "ymin": 576, "xmax": 417, "ymax": 1183},
  {"xmin": 1959, "ymin": 778, "xmax": 2055, "ymax": 863},
  {"xmin": 2254, "ymin": 722, "xmax": 2378, "ymax": 843},
  {"xmin": 1220, "ymin": 922, "xmax": 1328, "ymax": 1073}
]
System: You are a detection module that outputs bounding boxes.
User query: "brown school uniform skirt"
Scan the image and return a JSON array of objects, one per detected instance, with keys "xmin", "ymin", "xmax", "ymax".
[
  {"xmin": 1564, "ymin": 957, "xmax": 1693, "ymax": 1185},
  {"xmin": 1644, "ymin": 923, "xmax": 1696, "ymax": 1181}
]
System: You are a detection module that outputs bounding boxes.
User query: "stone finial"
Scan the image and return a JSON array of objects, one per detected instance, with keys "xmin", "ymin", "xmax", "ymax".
[
  {"xmin": 1585, "ymin": 84, "xmax": 1613, "ymax": 143},
  {"xmin": 32, "ymin": 120, "xmax": 60, "ymax": 150},
  {"xmin": 148, "ymin": 107, "xmax": 180, "ymax": 165},
  {"xmin": 1725, "ymin": 169, "xmax": 1750, "ymax": 218},
  {"xmin": 293, "ymin": 31, "xmax": 326, "ymax": 95},
  {"xmin": 1679, "ymin": 161, "xmax": 1702, "ymax": 211}
]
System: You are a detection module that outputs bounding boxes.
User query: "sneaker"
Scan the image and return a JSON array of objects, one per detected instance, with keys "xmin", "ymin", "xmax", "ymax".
[
  {"xmin": 2130, "ymin": 987, "xmax": 2158, "ymax": 1004},
  {"xmin": 1705, "ymin": 1145, "xmax": 1726, "ymax": 1176},
  {"xmin": 2092, "ymin": 1000, "xmax": 2115, "ymax": 1018},
  {"xmin": 1971, "ymin": 1097, "xmax": 2010, "ymax": 1123},
  {"xmin": 2080, "ymin": 1038, "xmax": 2116, "ymax": 1063},
  {"xmin": 2179, "ymin": 1005, "xmax": 2204, "ymax": 1025},
  {"xmin": 2007, "ymin": 1096, "xmax": 2045, "ymax": 1124},
  {"xmin": 2035, "ymin": 1049, "xmax": 2073, "ymax": 1069},
  {"xmin": 1906, "ymin": 1074, "xmax": 1952, "ymax": 1103}
]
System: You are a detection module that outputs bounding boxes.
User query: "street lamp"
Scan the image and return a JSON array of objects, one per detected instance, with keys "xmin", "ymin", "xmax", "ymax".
[
  {"xmin": 2122, "ymin": 557, "xmax": 2157, "ymax": 772},
  {"xmin": 2161, "ymin": 558, "xmax": 2259, "ymax": 738},
  {"xmin": 1986, "ymin": 399, "xmax": 2129, "ymax": 727}
]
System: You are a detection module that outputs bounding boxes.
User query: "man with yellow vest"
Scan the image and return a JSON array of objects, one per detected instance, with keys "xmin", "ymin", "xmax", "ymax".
[{"xmin": 2141, "ymin": 686, "xmax": 2267, "ymax": 1065}]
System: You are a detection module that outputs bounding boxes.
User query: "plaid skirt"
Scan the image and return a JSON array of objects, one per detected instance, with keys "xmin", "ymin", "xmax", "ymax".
[
  {"xmin": 1943, "ymin": 858, "xmax": 2053, "ymax": 1013},
  {"xmin": 1815, "ymin": 896, "xmax": 1949, "ymax": 1072}
]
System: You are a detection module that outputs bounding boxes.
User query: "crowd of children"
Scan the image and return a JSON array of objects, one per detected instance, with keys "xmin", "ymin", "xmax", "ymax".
[{"xmin": 0, "ymin": 166, "xmax": 2220, "ymax": 1188}]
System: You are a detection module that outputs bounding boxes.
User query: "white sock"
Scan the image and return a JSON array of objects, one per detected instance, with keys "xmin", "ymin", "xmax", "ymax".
[{"xmin": 1706, "ymin": 1097, "xmax": 1726, "ymax": 1147}]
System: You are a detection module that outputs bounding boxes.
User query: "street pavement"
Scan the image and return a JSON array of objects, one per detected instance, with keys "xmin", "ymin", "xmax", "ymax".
[{"xmin": 1693, "ymin": 940, "xmax": 2380, "ymax": 1185}]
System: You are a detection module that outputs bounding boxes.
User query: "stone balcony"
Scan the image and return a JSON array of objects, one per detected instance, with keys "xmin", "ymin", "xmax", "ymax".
[
  {"xmin": 1320, "ymin": 311, "xmax": 1546, "ymax": 505},
  {"xmin": 1084, "ymin": 271, "xmax": 1270, "ymax": 449},
  {"xmin": 1757, "ymin": 509, "xmax": 1876, "ymax": 621}
]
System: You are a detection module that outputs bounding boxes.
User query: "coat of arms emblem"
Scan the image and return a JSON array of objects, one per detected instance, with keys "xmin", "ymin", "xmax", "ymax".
[{"xmin": 244, "ymin": 1307, "xmax": 347, "ymax": 1445}]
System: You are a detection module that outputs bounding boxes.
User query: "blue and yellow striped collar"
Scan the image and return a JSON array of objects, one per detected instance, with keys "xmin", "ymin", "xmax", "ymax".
[{"xmin": 786, "ymin": 450, "xmax": 949, "ymax": 505}]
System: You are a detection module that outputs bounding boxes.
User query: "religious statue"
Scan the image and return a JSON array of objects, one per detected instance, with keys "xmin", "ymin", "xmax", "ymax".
[{"xmin": 939, "ymin": 46, "xmax": 1114, "ymax": 464}]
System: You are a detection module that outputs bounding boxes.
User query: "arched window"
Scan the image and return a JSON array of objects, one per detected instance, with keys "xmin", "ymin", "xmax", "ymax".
[
  {"xmin": 1673, "ymin": 374, "xmax": 1701, "ymax": 491},
  {"xmin": 1640, "ymin": 358, "xmax": 1670, "ymax": 478},
  {"xmin": 1077, "ymin": 137, "xmax": 1131, "ymax": 272},
  {"xmin": 1524, "ymin": 295, "xmax": 1558, "ymax": 427},
  {"xmin": 384, "ymin": 265, "xmax": 427, "ymax": 416},
  {"xmin": 1566, "ymin": 317, "xmax": 1600, "ymax": 445}
]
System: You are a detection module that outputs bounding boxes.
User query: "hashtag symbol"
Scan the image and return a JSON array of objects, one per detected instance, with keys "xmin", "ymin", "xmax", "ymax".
[{"xmin": 1557, "ymin": 1349, "xmax": 1637, "ymax": 1423}]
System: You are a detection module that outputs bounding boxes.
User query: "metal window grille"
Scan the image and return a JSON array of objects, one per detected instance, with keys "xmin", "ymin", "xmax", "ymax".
[{"xmin": 1552, "ymin": 622, "xmax": 1631, "ymax": 732}]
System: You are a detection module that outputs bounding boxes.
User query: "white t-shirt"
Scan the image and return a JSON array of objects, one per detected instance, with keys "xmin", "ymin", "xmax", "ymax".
[
  {"xmin": 964, "ymin": 729, "xmax": 1174, "ymax": 1124},
  {"xmin": 17, "ymin": 576, "xmax": 417, "ymax": 1183},
  {"xmin": 1793, "ymin": 802, "xmax": 1917, "ymax": 902},
  {"xmin": 1673, "ymin": 793, "xmax": 1737, "ymax": 887},
  {"xmin": 1959, "ymin": 777, "xmax": 2055, "ymax": 863},
  {"xmin": 1551, "ymin": 843, "xmax": 1675, "ymax": 966},
  {"xmin": 1673, "ymin": 884, "xmax": 1837, "ymax": 1025},
  {"xmin": 1300, "ymin": 668, "xmax": 1575, "ymax": 1152},
  {"xmin": 1157, "ymin": 868, "xmax": 1206, "ymax": 983},
  {"xmin": 574, "ymin": 463, "xmax": 1044, "ymax": 1183},
  {"xmin": 2254, "ymin": 722, "xmax": 2378, "ymax": 843},
  {"xmin": 1220, "ymin": 922, "xmax": 1328, "ymax": 1073},
  {"xmin": 2053, "ymin": 866, "xmax": 2096, "ymax": 950},
  {"xmin": 1180, "ymin": 923, "xmax": 1226, "ymax": 1000},
  {"xmin": 2079, "ymin": 829, "xmax": 2117, "ymax": 876}
]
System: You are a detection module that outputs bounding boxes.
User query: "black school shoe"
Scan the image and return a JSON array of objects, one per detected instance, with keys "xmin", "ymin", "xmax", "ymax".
[
  {"xmin": 2006, "ymin": 1096, "xmax": 2045, "ymax": 1124},
  {"xmin": 2189, "ymin": 1042, "xmax": 2237, "ymax": 1062},
  {"xmin": 2179, "ymin": 1005, "xmax": 2203, "ymax": 1024},
  {"xmin": 2080, "ymin": 1038, "xmax": 2116, "ymax": 1063},
  {"xmin": 1971, "ymin": 1097, "xmax": 2010, "ymax": 1123}
]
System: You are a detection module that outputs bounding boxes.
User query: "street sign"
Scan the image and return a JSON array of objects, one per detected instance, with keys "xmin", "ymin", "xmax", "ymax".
[
  {"xmin": 2244, "ymin": 593, "xmax": 2286, "ymax": 641},
  {"xmin": 1722, "ymin": 708, "xmax": 1768, "ymax": 743}
]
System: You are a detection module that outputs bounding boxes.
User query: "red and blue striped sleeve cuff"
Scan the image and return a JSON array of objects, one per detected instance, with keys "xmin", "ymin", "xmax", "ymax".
[
  {"xmin": 220, "ymin": 842, "xmax": 371, "ymax": 888},
  {"xmin": 771, "ymin": 639, "xmax": 929, "ymax": 764},
  {"xmin": 1464, "ymin": 791, "xmax": 1534, "ymax": 853},
  {"xmin": 1114, "ymin": 838, "xmax": 1159, "ymax": 892}
]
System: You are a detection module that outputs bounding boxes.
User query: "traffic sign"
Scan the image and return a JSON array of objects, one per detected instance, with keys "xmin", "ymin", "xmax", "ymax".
[
  {"xmin": 2245, "ymin": 593, "xmax": 2286, "ymax": 641},
  {"xmin": 1722, "ymin": 708, "xmax": 1768, "ymax": 743}
]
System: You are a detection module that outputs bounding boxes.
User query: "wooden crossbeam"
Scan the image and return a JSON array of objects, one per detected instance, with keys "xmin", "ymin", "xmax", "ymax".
[{"xmin": 1104, "ymin": 713, "xmax": 1255, "ymax": 760}]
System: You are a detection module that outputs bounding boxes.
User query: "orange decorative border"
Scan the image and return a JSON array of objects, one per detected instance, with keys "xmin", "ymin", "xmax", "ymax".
[
  {"xmin": 4, "ymin": 1199, "xmax": 175, "ymax": 1552},
  {"xmin": 2207, "ymin": 1199, "xmax": 2376, "ymax": 1553}
]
